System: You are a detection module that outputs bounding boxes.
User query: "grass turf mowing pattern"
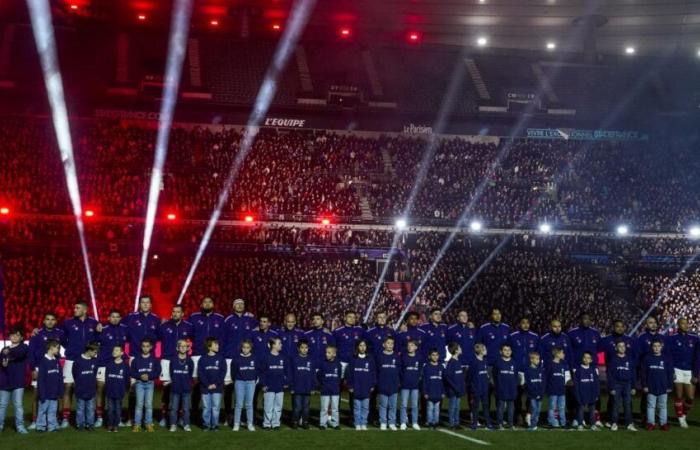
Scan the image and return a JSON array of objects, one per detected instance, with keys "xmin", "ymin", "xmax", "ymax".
[{"xmin": 0, "ymin": 392, "xmax": 699, "ymax": 449}]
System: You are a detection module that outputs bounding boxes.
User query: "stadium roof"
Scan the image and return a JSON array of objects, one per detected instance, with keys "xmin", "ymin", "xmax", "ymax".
[{"xmin": 1, "ymin": 0, "xmax": 699, "ymax": 55}]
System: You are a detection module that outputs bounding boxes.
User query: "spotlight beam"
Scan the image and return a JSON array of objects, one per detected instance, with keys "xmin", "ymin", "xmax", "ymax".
[
  {"xmin": 441, "ymin": 64, "xmax": 665, "ymax": 318},
  {"xmin": 134, "ymin": 0, "xmax": 194, "ymax": 311},
  {"xmin": 363, "ymin": 49, "xmax": 468, "ymax": 324},
  {"xmin": 176, "ymin": 0, "xmax": 317, "ymax": 305},
  {"xmin": 27, "ymin": 0, "xmax": 98, "ymax": 319},
  {"xmin": 629, "ymin": 253, "xmax": 700, "ymax": 335}
]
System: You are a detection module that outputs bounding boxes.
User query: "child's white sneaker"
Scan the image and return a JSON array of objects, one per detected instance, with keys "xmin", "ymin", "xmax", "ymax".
[
  {"xmin": 679, "ymin": 416, "xmax": 689, "ymax": 428},
  {"xmin": 169, "ymin": 425, "xmax": 177, "ymax": 432},
  {"xmin": 355, "ymin": 425, "xmax": 361, "ymax": 431},
  {"xmin": 412, "ymin": 424, "xmax": 421, "ymax": 431},
  {"xmin": 627, "ymin": 424, "xmax": 638, "ymax": 432},
  {"xmin": 380, "ymin": 423, "xmax": 387, "ymax": 430},
  {"xmin": 247, "ymin": 424, "xmax": 256, "ymax": 431},
  {"xmin": 611, "ymin": 423, "xmax": 618, "ymax": 431},
  {"xmin": 400, "ymin": 423, "xmax": 407, "ymax": 430},
  {"xmin": 233, "ymin": 424, "xmax": 240, "ymax": 431}
]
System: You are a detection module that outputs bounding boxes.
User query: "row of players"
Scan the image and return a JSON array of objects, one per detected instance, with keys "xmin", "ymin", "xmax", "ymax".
[
  {"xmin": 2, "ymin": 296, "xmax": 700, "ymax": 432},
  {"xmin": 0, "ymin": 324, "xmax": 690, "ymax": 434}
]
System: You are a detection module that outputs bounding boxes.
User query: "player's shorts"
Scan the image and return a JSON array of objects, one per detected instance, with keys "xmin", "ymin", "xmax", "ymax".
[
  {"xmin": 63, "ymin": 360, "xmax": 75, "ymax": 383},
  {"xmin": 674, "ymin": 368, "xmax": 693, "ymax": 385},
  {"xmin": 160, "ymin": 359, "xmax": 171, "ymax": 383},
  {"xmin": 97, "ymin": 366, "xmax": 106, "ymax": 383},
  {"xmin": 192, "ymin": 355, "xmax": 201, "ymax": 378},
  {"xmin": 224, "ymin": 358, "xmax": 233, "ymax": 384}
]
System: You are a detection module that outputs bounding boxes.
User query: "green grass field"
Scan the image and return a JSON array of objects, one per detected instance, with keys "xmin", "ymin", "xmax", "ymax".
[{"xmin": 1, "ymin": 391, "xmax": 699, "ymax": 449}]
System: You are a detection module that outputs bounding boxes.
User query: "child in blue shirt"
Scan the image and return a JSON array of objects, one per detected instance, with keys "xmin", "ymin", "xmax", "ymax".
[
  {"xmin": 346, "ymin": 340, "xmax": 375, "ymax": 430},
  {"xmin": 71, "ymin": 343, "xmax": 99, "ymax": 431},
  {"xmin": 0, "ymin": 327, "xmax": 29, "ymax": 434},
  {"xmin": 36, "ymin": 339, "xmax": 63, "ymax": 432},
  {"xmin": 197, "ymin": 337, "xmax": 226, "ymax": 431},
  {"xmin": 494, "ymin": 344, "xmax": 518, "ymax": 429},
  {"xmin": 261, "ymin": 337, "xmax": 287, "ymax": 430},
  {"xmin": 468, "ymin": 343, "xmax": 492, "ymax": 430},
  {"xmin": 545, "ymin": 347, "xmax": 569, "ymax": 428},
  {"xmin": 399, "ymin": 339, "xmax": 422, "ymax": 430},
  {"xmin": 168, "ymin": 340, "xmax": 194, "ymax": 432},
  {"xmin": 607, "ymin": 339, "xmax": 637, "ymax": 431},
  {"xmin": 421, "ymin": 349, "xmax": 444, "ymax": 429},
  {"xmin": 289, "ymin": 340, "xmax": 316, "ymax": 429},
  {"xmin": 521, "ymin": 351, "xmax": 545, "ymax": 430},
  {"xmin": 573, "ymin": 352, "xmax": 600, "ymax": 430},
  {"xmin": 130, "ymin": 338, "xmax": 161, "ymax": 432},
  {"xmin": 232, "ymin": 340, "xmax": 258, "ymax": 431},
  {"xmin": 376, "ymin": 336, "xmax": 400, "ymax": 431},
  {"xmin": 444, "ymin": 342, "xmax": 466, "ymax": 429},
  {"xmin": 104, "ymin": 344, "xmax": 129, "ymax": 432},
  {"xmin": 641, "ymin": 339, "xmax": 673, "ymax": 431},
  {"xmin": 318, "ymin": 345, "xmax": 342, "ymax": 430}
]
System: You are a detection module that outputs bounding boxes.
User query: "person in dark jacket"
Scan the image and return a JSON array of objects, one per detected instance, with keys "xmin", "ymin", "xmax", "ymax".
[
  {"xmin": 130, "ymin": 338, "xmax": 161, "ymax": 432},
  {"xmin": 444, "ymin": 342, "xmax": 466, "ymax": 430},
  {"xmin": 168, "ymin": 340, "xmax": 194, "ymax": 432},
  {"xmin": 468, "ymin": 343, "xmax": 491, "ymax": 430},
  {"xmin": 197, "ymin": 337, "xmax": 226, "ymax": 431},
  {"xmin": 317, "ymin": 345, "xmax": 342, "ymax": 429},
  {"xmin": 71, "ymin": 343, "xmax": 99, "ymax": 430},
  {"xmin": 641, "ymin": 339, "xmax": 674, "ymax": 431},
  {"xmin": 421, "ymin": 349, "xmax": 444, "ymax": 429},
  {"xmin": 521, "ymin": 352, "xmax": 545, "ymax": 430},
  {"xmin": 288, "ymin": 340, "xmax": 316, "ymax": 429},
  {"xmin": 399, "ymin": 339, "xmax": 422, "ymax": 430},
  {"xmin": 0, "ymin": 327, "xmax": 29, "ymax": 434},
  {"xmin": 346, "ymin": 340, "xmax": 375, "ymax": 430},
  {"xmin": 607, "ymin": 340, "xmax": 637, "ymax": 431},
  {"xmin": 104, "ymin": 344, "xmax": 129, "ymax": 432},
  {"xmin": 572, "ymin": 352, "xmax": 600, "ymax": 430},
  {"xmin": 35, "ymin": 339, "xmax": 63, "ymax": 432}
]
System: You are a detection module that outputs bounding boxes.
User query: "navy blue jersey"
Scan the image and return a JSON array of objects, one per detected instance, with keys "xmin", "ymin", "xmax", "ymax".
[
  {"xmin": 37, "ymin": 355, "xmax": 64, "ymax": 401},
  {"xmin": 421, "ymin": 362, "xmax": 444, "ymax": 402},
  {"xmin": 288, "ymin": 354, "xmax": 316, "ymax": 394},
  {"xmin": 223, "ymin": 313, "xmax": 257, "ymax": 358},
  {"xmin": 29, "ymin": 327, "xmax": 64, "ymax": 370},
  {"xmin": 476, "ymin": 322, "xmax": 511, "ymax": 366},
  {"xmin": 317, "ymin": 358, "xmax": 342, "ymax": 395},
  {"xmin": 124, "ymin": 312, "xmax": 160, "ymax": 350},
  {"xmin": 97, "ymin": 323, "xmax": 128, "ymax": 365},
  {"xmin": 197, "ymin": 353, "xmax": 226, "ymax": 393},
  {"xmin": 333, "ymin": 325, "xmax": 364, "ymax": 364},
  {"xmin": 260, "ymin": 352, "xmax": 287, "ymax": 393},
  {"xmin": 567, "ymin": 326, "xmax": 601, "ymax": 367},
  {"xmin": 305, "ymin": 328, "xmax": 336, "ymax": 365},
  {"xmin": 60, "ymin": 317, "xmax": 99, "ymax": 360},
  {"xmin": 278, "ymin": 327, "xmax": 305, "ymax": 359},
  {"xmin": 231, "ymin": 353, "xmax": 258, "ymax": 381},
  {"xmin": 375, "ymin": 351, "xmax": 401, "ymax": 395},
  {"xmin": 447, "ymin": 323, "xmax": 476, "ymax": 366},
  {"xmin": 607, "ymin": 353, "xmax": 635, "ymax": 388},
  {"xmin": 493, "ymin": 357, "xmax": 518, "ymax": 401},
  {"xmin": 538, "ymin": 332, "xmax": 572, "ymax": 367},
  {"xmin": 420, "ymin": 322, "xmax": 449, "ymax": 361},
  {"xmin": 346, "ymin": 355, "xmax": 376, "ymax": 399},
  {"xmin": 130, "ymin": 353, "xmax": 161, "ymax": 381},
  {"xmin": 400, "ymin": 353, "xmax": 423, "ymax": 390},
  {"xmin": 443, "ymin": 358, "xmax": 466, "ymax": 397},
  {"xmin": 508, "ymin": 330, "xmax": 540, "ymax": 371},
  {"xmin": 169, "ymin": 356, "xmax": 195, "ymax": 394},
  {"xmin": 667, "ymin": 332, "xmax": 699, "ymax": 371},
  {"xmin": 545, "ymin": 360, "xmax": 569, "ymax": 396},
  {"xmin": 364, "ymin": 326, "xmax": 395, "ymax": 357},
  {"xmin": 467, "ymin": 358, "xmax": 490, "ymax": 396},
  {"xmin": 251, "ymin": 329, "xmax": 279, "ymax": 362},
  {"xmin": 523, "ymin": 365, "xmax": 545, "ymax": 400},
  {"xmin": 396, "ymin": 326, "xmax": 425, "ymax": 356},
  {"xmin": 573, "ymin": 364, "xmax": 599, "ymax": 404},
  {"xmin": 104, "ymin": 359, "xmax": 130, "ymax": 399},
  {"xmin": 189, "ymin": 312, "xmax": 226, "ymax": 356},
  {"xmin": 72, "ymin": 356, "xmax": 98, "ymax": 400},
  {"xmin": 159, "ymin": 320, "xmax": 194, "ymax": 359},
  {"xmin": 641, "ymin": 354, "xmax": 674, "ymax": 396},
  {"xmin": 0, "ymin": 343, "xmax": 28, "ymax": 390},
  {"xmin": 599, "ymin": 334, "xmax": 637, "ymax": 366},
  {"xmin": 636, "ymin": 332, "xmax": 671, "ymax": 362}
]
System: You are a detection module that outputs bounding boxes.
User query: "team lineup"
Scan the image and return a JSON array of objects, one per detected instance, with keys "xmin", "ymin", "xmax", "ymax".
[{"xmin": 1, "ymin": 296, "xmax": 699, "ymax": 436}]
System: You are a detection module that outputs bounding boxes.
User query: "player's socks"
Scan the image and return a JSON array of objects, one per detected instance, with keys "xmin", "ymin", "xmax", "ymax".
[
  {"xmin": 96, "ymin": 406, "xmax": 104, "ymax": 419},
  {"xmin": 674, "ymin": 398, "xmax": 684, "ymax": 418},
  {"xmin": 63, "ymin": 408, "xmax": 71, "ymax": 420}
]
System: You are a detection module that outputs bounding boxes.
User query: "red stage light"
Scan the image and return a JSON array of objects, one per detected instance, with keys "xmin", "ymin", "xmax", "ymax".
[
  {"xmin": 70, "ymin": 4, "xmax": 78, "ymax": 10},
  {"xmin": 339, "ymin": 27, "xmax": 351, "ymax": 38},
  {"xmin": 407, "ymin": 31, "xmax": 421, "ymax": 43},
  {"xmin": 166, "ymin": 213, "xmax": 176, "ymax": 221},
  {"xmin": 244, "ymin": 215, "xmax": 254, "ymax": 223},
  {"xmin": 210, "ymin": 19, "xmax": 219, "ymax": 26},
  {"xmin": 85, "ymin": 210, "xmax": 94, "ymax": 217},
  {"xmin": 137, "ymin": 14, "xmax": 147, "ymax": 21},
  {"xmin": 272, "ymin": 23, "xmax": 282, "ymax": 31},
  {"xmin": 321, "ymin": 218, "xmax": 331, "ymax": 225},
  {"xmin": 0, "ymin": 207, "xmax": 9, "ymax": 215}
]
